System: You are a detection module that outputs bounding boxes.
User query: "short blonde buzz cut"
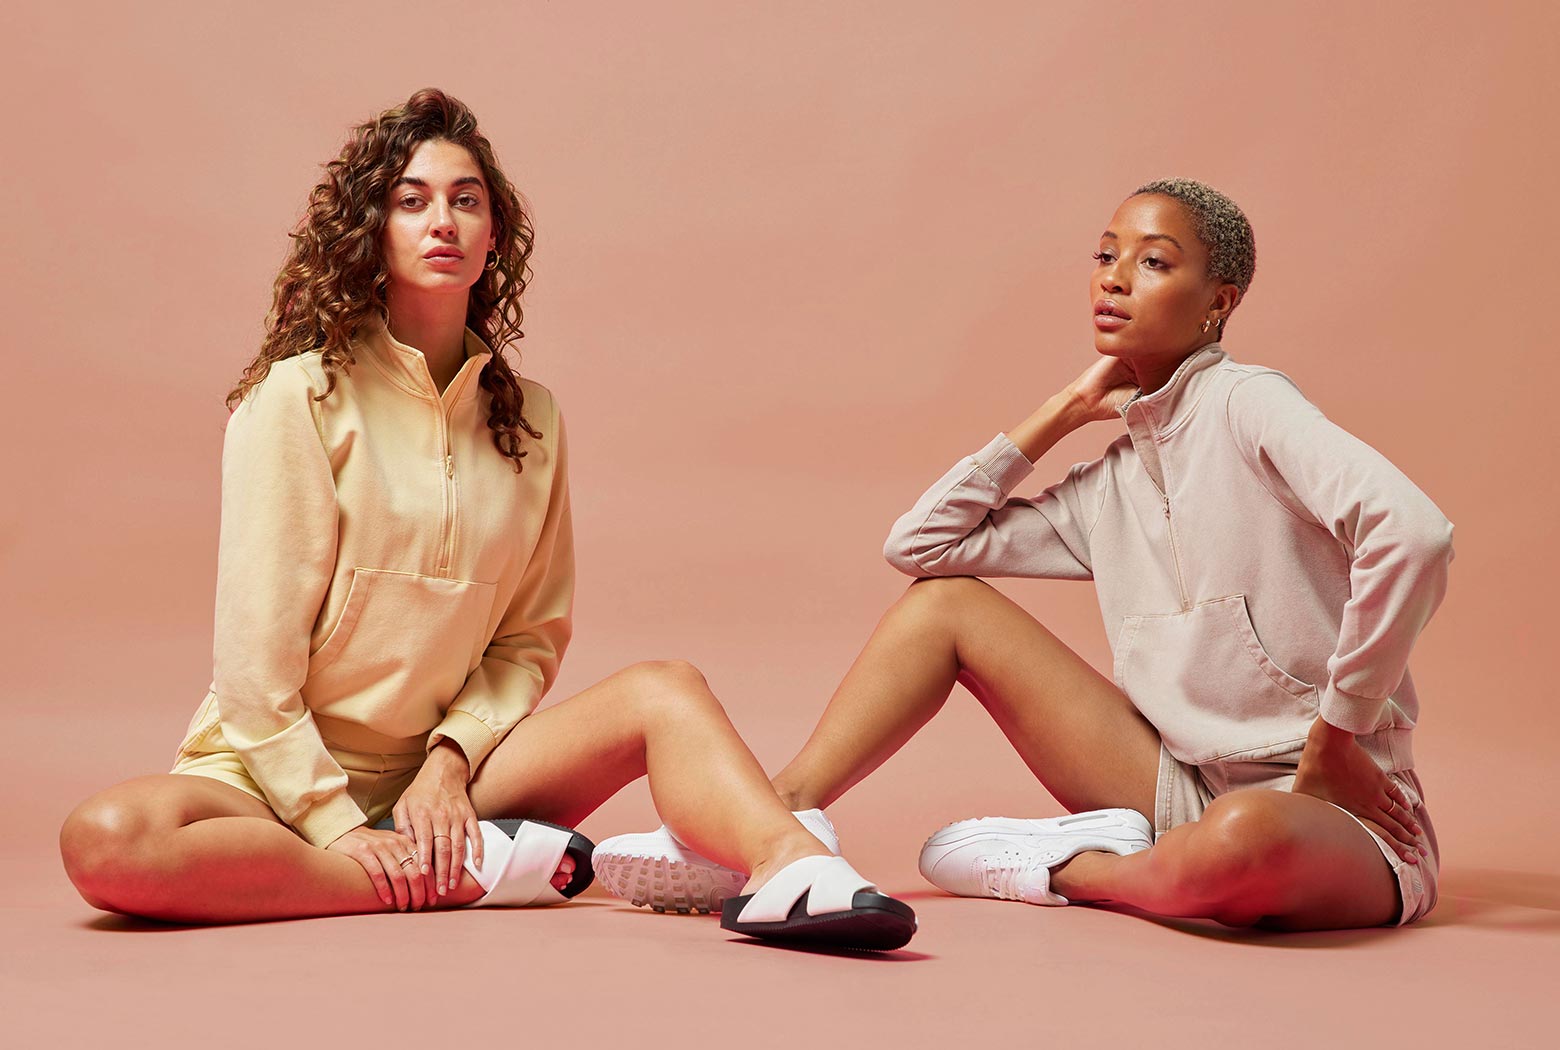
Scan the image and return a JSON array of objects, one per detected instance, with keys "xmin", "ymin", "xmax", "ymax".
[{"xmin": 1132, "ymin": 177, "xmax": 1256, "ymax": 333}]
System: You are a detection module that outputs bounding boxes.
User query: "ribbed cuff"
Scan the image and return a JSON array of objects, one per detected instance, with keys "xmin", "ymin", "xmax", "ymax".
[
  {"xmin": 292, "ymin": 790, "xmax": 369, "ymax": 849},
  {"xmin": 978, "ymin": 433, "xmax": 1037, "ymax": 494},
  {"xmin": 427, "ymin": 710, "xmax": 498, "ymax": 781},
  {"xmin": 1320, "ymin": 682, "xmax": 1390, "ymax": 735}
]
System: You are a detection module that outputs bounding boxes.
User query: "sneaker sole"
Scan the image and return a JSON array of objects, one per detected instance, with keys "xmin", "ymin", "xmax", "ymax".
[{"xmin": 592, "ymin": 850, "xmax": 747, "ymax": 915}]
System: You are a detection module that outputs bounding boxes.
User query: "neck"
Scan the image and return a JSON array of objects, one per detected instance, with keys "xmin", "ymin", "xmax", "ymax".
[
  {"xmin": 1124, "ymin": 340, "xmax": 1214, "ymax": 396},
  {"xmin": 385, "ymin": 290, "xmax": 470, "ymax": 393}
]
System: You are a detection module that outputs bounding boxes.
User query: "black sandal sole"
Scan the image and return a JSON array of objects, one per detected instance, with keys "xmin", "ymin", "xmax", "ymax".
[{"xmin": 719, "ymin": 890, "xmax": 917, "ymax": 951}]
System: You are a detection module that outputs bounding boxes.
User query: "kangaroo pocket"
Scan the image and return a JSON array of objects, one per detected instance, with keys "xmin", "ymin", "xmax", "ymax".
[
  {"xmin": 302, "ymin": 568, "xmax": 497, "ymax": 741},
  {"xmin": 1113, "ymin": 594, "xmax": 1319, "ymax": 765}
]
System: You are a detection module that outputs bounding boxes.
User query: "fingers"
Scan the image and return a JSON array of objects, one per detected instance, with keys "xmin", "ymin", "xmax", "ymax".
[
  {"xmin": 466, "ymin": 814, "xmax": 483, "ymax": 872},
  {"xmin": 434, "ymin": 827, "xmax": 454, "ymax": 896},
  {"xmin": 359, "ymin": 851, "xmax": 394, "ymax": 908},
  {"xmin": 1385, "ymin": 783, "xmax": 1424, "ymax": 836},
  {"xmin": 379, "ymin": 842, "xmax": 413, "ymax": 911},
  {"xmin": 1374, "ymin": 796, "xmax": 1421, "ymax": 863}
]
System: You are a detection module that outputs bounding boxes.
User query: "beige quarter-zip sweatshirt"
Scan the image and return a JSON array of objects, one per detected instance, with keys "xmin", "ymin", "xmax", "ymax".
[
  {"xmin": 885, "ymin": 345, "xmax": 1453, "ymax": 772},
  {"xmin": 185, "ymin": 318, "xmax": 573, "ymax": 847}
]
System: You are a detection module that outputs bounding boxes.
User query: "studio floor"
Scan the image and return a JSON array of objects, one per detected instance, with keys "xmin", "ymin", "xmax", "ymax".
[{"xmin": 6, "ymin": 851, "xmax": 1556, "ymax": 1049}]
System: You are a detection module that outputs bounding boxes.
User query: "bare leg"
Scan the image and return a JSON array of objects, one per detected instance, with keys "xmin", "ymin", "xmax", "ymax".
[
  {"xmin": 771, "ymin": 577, "xmax": 1162, "ymax": 817},
  {"xmin": 62, "ymin": 660, "xmax": 825, "ymax": 923},
  {"xmin": 468, "ymin": 660, "xmax": 828, "ymax": 892},
  {"xmin": 59, "ymin": 774, "xmax": 484, "ymax": 923},
  {"xmin": 1051, "ymin": 789, "xmax": 1403, "ymax": 929}
]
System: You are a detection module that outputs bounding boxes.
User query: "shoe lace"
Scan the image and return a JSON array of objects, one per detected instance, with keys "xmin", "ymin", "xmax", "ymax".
[{"xmin": 979, "ymin": 849, "xmax": 1053, "ymax": 902}]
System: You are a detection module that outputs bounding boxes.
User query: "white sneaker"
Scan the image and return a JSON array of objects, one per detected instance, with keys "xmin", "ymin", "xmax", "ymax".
[
  {"xmin": 918, "ymin": 808, "xmax": 1153, "ymax": 906},
  {"xmin": 592, "ymin": 809, "xmax": 841, "ymax": 914}
]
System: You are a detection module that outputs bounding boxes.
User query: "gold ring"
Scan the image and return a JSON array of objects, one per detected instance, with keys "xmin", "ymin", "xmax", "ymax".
[
  {"xmin": 398, "ymin": 855, "xmax": 416, "ymax": 868},
  {"xmin": 434, "ymin": 835, "xmax": 452, "ymax": 841}
]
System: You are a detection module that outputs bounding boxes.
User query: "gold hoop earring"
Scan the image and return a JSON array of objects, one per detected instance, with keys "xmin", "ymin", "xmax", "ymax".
[
  {"xmin": 1201, "ymin": 317, "xmax": 1215, "ymax": 333},
  {"xmin": 484, "ymin": 251, "xmax": 499, "ymax": 271}
]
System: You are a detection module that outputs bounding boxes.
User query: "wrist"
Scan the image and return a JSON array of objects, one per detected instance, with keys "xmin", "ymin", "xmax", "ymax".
[
  {"xmin": 425, "ymin": 739, "xmax": 472, "ymax": 780},
  {"xmin": 1307, "ymin": 716, "xmax": 1355, "ymax": 753}
]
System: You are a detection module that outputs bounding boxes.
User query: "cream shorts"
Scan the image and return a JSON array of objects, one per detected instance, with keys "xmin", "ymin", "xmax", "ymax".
[
  {"xmin": 1155, "ymin": 745, "xmax": 1439, "ymax": 925},
  {"xmin": 170, "ymin": 739, "xmax": 422, "ymax": 830}
]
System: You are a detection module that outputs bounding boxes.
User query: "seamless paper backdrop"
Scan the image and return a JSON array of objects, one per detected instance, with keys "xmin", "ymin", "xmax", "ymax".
[{"xmin": 3, "ymin": 0, "xmax": 1557, "ymax": 953}]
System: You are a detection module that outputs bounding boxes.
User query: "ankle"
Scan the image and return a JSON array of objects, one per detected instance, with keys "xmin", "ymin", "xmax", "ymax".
[
  {"xmin": 1047, "ymin": 849, "xmax": 1121, "ymax": 902},
  {"xmin": 743, "ymin": 828, "xmax": 830, "ymax": 894},
  {"xmin": 769, "ymin": 778, "xmax": 811, "ymax": 813}
]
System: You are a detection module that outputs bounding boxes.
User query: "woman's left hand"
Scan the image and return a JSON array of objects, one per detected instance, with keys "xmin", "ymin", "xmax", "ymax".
[
  {"xmin": 1294, "ymin": 717, "xmax": 1424, "ymax": 863},
  {"xmin": 393, "ymin": 741, "xmax": 481, "ymax": 896}
]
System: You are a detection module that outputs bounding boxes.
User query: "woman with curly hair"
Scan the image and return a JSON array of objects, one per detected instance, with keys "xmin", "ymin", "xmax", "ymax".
[
  {"xmin": 59, "ymin": 89, "xmax": 915, "ymax": 950},
  {"xmin": 595, "ymin": 179, "xmax": 1452, "ymax": 931}
]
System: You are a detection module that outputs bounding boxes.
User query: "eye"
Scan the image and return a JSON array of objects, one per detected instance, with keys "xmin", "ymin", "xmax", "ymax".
[
  {"xmin": 455, "ymin": 193, "xmax": 481, "ymax": 208},
  {"xmin": 399, "ymin": 195, "xmax": 425, "ymax": 210},
  {"xmin": 1143, "ymin": 256, "xmax": 1167, "ymax": 269},
  {"xmin": 1092, "ymin": 250, "xmax": 1115, "ymax": 264}
]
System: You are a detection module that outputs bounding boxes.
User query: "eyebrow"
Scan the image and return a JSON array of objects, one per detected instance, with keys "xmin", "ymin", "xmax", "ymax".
[
  {"xmin": 391, "ymin": 175, "xmax": 486, "ymax": 190},
  {"xmin": 1100, "ymin": 231, "xmax": 1185, "ymax": 250}
]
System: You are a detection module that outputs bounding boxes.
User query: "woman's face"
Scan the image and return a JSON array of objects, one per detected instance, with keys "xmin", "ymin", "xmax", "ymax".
[
  {"xmin": 1090, "ymin": 193, "xmax": 1236, "ymax": 364},
  {"xmin": 381, "ymin": 139, "xmax": 496, "ymax": 299}
]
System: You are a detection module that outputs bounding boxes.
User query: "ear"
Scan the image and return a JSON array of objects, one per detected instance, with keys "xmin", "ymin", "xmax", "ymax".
[{"xmin": 1210, "ymin": 283, "xmax": 1241, "ymax": 322}]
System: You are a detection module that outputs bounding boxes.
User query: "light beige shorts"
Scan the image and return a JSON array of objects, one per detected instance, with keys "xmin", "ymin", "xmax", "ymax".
[
  {"xmin": 170, "ymin": 726, "xmax": 422, "ymax": 830},
  {"xmin": 1155, "ymin": 745, "xmax": 1439, "ymax": 926}
]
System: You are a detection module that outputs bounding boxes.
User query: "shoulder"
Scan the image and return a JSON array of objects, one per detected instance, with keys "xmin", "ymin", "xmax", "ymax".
[
  {"xmin": 233, "ymin": 354, "xmax": 329, "ymax": 419},
  {"xmin": 515, "ymin": 376, "xmax": 564, "ymax": 441},
  {"xmin": 238, "ymin": 353, "xmax": 328, "ymax": 406},
  {"xmin": 1217, "ymin": 359, "xmax": 1327, "ymax": 444}
]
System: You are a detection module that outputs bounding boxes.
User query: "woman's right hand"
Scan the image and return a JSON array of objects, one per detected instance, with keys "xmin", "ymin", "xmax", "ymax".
[
  {"xmin": 1064, "ymin": 355, "xmax": 1139, "ymax": 422},
  {"xmin": 326, "ymin": 826, "xmax": 429, "ymax": 911}
]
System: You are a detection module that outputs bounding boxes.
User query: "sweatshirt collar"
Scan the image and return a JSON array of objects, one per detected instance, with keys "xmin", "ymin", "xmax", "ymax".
[
  {"xmin": 357, "ymin": 314, "xmax": 493, "ymax": 403},
  {"xmin": 1118, "ymin": 342, "xmax": 1227, "ymax": 436}
]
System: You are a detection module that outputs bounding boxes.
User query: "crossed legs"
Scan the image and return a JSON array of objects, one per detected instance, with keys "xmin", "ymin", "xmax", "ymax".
[
  {"xmin": 61, "ymin": 660, "xmax": 825, "ymax": 923},
  {"xmin": 770, "ymin": 577, "xmax": 1401, "ymax": 930}
]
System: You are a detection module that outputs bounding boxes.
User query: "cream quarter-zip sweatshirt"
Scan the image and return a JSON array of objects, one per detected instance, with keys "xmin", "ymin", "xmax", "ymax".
[
  {"xmin": 187, "ymin": 318, "xmax": 573, "ymax": 847},
  {"xmin": 885, "ymin": 345, "xmax": 1453, "ymax": 772}
]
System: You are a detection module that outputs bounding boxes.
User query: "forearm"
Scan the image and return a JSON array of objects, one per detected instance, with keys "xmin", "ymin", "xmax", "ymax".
[{"xmin": 1007, "ymin": 389, "xmax": 1092, "ymax": 464}]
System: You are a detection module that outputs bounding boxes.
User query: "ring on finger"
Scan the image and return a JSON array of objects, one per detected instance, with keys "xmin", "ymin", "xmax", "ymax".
[
  {"xmin": 398, "ymin": 855, "xmax": 416, "ymax": 868},
  {"xmin": 434, "ymin": 834, "xmax": 452, "ymax": 841}
]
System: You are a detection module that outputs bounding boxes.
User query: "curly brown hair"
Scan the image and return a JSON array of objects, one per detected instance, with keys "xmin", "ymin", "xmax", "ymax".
[{"xmin": 229, "ymin": 88, "xmax": 542, "ymax": 469}]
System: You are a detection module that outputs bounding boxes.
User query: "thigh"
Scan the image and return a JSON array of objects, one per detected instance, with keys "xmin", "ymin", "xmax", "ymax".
[
  {"xmin": 946, "ymin": 579, "xmax": 1162, "ymax": 817},
  {"xmin": 466, "ymin": 664, "xmax": 660, "ymax": 826},
  {"xmin": 64, "ymin": 773, "xmax": 282, "ymax": 851},
  {"xmin": 1233, "ymin": 790, "xmax": 1405, "ymax": 930}
]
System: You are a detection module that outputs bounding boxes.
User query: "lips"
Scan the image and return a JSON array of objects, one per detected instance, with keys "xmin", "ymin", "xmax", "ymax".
[
  {"xmin": 1094, "ymin": 299, "xmax": 1131, "ymax": 319},
  {"xmin": 424, "ymin": 248, "xmax": 465, "ymax": 260}
]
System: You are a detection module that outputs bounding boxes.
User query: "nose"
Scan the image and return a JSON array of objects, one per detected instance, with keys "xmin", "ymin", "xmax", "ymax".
[
  {"xmin": 1099, "ymin": 259, "xmax": 1127, "ymax": 294},
  {"xmin": 429, "ymin": 198, "xmax": 457, "ymax": 240}
]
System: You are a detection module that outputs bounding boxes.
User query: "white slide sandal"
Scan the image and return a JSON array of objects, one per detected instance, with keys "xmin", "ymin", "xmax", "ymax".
[
  {"xmin": 375, "ymin": 818, "xmax": 595, "ymax": 906},
  {"xmin": 718, "ymin": 855, "xmax": 916, "ymax": 951}
]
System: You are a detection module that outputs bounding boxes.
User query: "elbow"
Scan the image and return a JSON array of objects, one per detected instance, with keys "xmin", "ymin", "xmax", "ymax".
[
  {"xmin": 1414, "ymin": 513, "xmax": 1456, "ymax": 569},
  {"xmin": 883, "ymin": 535, "xmax": 924, "ymax": 578}
]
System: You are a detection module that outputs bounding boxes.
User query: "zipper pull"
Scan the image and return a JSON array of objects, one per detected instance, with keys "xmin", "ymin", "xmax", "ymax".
[
  {"xmin": 445, "ymin": 455, "xmax": 454, "ymax": 477},
  {"xmin": 1163, "ymin": 494, "xmax": 1171, "ymax": 517}
]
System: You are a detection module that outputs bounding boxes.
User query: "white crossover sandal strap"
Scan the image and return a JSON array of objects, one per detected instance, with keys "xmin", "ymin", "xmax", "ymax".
[
  {"xmin": 735, "ymin": 855, "xmax": 876, "ymax": 924},
  {"xmin": 464, "ymin": 820, "xmax": 571, "ymax": 907}
]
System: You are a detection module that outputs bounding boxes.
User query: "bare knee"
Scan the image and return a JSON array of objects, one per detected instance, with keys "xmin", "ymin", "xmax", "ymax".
[
  {"xmin": 60, "ymin": 791, "xmax": 159, "ymax": 913},
  {"xmin": 1164, "ymin": 792, "xmax": 1303, "ymax": 923},
  {"xmin": 617, "ymin": 659, "xmax": 725, "ymax": 725},
  {"xmin": 889, "ymin": 576, "xmax": 993, "ymax": 635}
]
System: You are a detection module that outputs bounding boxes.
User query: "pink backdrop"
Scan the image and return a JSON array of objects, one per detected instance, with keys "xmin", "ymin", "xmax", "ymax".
[{"xmin": 4, "ymin": 2, "xmax": 1556, "ymax": 1046}]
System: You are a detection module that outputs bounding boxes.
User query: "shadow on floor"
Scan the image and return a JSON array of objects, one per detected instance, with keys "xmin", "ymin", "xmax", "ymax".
[{"xmin": 1421, "ymin": 868, "xmax": 1560, "ymax": 931}]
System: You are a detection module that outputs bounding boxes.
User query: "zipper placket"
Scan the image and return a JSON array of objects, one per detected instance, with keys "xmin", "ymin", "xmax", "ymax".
[
  {"xmin": 1162, "ymin": 494, "xmax": 1191, "ymax": 611},
  {"xmin": 435, "ymin": 408, "xmax": 455, "ymax": 578},
  {"xmin": 433, "ymin": 368, "xmax": 475, "ymax": 579}
]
